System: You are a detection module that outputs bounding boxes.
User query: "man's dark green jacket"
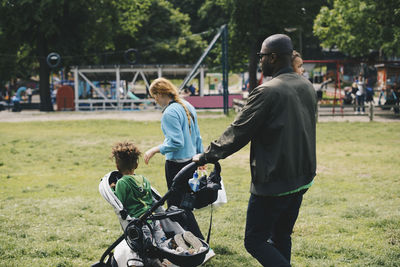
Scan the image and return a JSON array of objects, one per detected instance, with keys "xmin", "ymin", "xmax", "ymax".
[{"xmin": 199, "ymin": 68, "xmax": 317, "ymax": 196}]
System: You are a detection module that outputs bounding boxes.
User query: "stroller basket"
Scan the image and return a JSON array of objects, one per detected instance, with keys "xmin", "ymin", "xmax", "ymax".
[
  {"xmin": 123, "ymin": 218, "xmax": 209, "ymax": 267},
  {"xmin": 158, "ymin": 239, "xmax": 209, "ymax": 267}
]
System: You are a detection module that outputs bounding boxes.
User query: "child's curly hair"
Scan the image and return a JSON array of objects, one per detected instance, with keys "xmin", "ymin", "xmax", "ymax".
[{"xmin": 111, "ymin": 141, "xmax": 141, "ymax": 173}]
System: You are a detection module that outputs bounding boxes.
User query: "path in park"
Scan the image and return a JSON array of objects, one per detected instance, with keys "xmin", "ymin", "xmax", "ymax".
[
  {"xmin": 0, "ymin": 110, "xmax": 222, "ymax": 122},
  {"xmin": 0, "ymin": 109, "xmax": 399, "ymax": 123}
]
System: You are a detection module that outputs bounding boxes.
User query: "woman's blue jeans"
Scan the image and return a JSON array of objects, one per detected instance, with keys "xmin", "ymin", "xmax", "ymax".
[
  {"xmin": 356, "ymin": 94, "xmax": 365, "ymax": 112},
  {"xmin": 244, "ymin": 189, "xmax": 307, "ymax": 267}
]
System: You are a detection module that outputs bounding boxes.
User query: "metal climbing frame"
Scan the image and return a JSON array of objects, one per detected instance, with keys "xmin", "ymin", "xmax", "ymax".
[
  {"xmin": 180, "ymin": 24, "xmax": 229, "ymax": 114},
  {"xmin": 72, "ymin": 65, "xmax": 206, "ymax": 111}
]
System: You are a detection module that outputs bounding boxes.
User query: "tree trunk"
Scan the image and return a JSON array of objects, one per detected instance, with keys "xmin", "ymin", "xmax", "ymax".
[
  {"xmin": 248, "ymin": 40, "xmax": 260, "ymax": 93},
  {"xmin": 38, "ymin": 33, "xmax": 53, "ymax": 112}
]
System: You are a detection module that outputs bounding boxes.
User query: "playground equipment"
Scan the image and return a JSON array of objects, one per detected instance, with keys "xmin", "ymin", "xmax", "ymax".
[
  {"xmin": 71, "ymin": 26, "xmax": 229, "ymax": 112},
  {"xmin": 56, "ymin": 85, "xmax": 74, "ymax": 111},
  {"xmin": 49, "ymin": 25, "xmax": 230, "ymax": 112},
  {"xmin": 71, "ymin": 65, "xmax": 206, "ymax": 111},
  {"xmin": 47, "ymin": 52, "xmax": 61, "ymax": 68},
  {"xmin": 302, "ymin": 60, "xmax": 400, "ymax": 116},
  {"xmin": 232, "ymin": 59, "xmax": 400, "ymax": 120},
  {"xmin": 180, "ymin": 25, "xmax": 229, "ymax": 114},
  {"xmin": 15, "ymin": 86, "xmax": 27, "ymax": 99}
]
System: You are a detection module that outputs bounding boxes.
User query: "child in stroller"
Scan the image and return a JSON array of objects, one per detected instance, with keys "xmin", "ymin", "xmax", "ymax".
[{"xmin": 92, "ymin": 141, "xmax": 210, "ymax": 267}]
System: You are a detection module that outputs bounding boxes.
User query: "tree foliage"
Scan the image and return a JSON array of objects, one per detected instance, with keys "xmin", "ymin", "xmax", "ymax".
[
  {"xmin": 0, "ymin": 0, "xmax": 118, "ymax": 110},
  {"xmin": 0, "ymin": 0, "xmax": 206, "ymax": 110},
  {"xmin": 0, "ymin": 0, "xmax": 331, "ymax": 105},
  {"xmin": 129, "ymin": 0, "xmax": 206, "ymax": 64},
  {"xmin": 229, "ymin": 0, "xmax": 322, "ymax": 90},
  {"xmin": 170, "ymin": 0, "xmax": 325, "ymax": 89},
  {"xmin": 314, "ymin": 0, "xmax": 400, "ymax": 58}
]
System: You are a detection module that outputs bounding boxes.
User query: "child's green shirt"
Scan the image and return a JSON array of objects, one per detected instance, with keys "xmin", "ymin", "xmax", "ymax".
[{"xmin": 114, "ymin": 174, "xmax": 153, "ymax": 218}]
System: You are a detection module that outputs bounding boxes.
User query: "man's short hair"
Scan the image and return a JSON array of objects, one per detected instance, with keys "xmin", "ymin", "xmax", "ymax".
[{"xmin": 263, "ymin": 34, "xmax": 293, "ymax": 55}]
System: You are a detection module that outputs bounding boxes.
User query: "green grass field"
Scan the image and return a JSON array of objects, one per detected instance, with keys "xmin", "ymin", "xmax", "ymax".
[{"xmin": 1, "ymin": 115, "xmax": 400, "ymax": 267}]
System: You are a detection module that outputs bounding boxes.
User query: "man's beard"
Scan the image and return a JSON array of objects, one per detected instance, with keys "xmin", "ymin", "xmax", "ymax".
[{"xmin": 262, "ymin": 61, "xmax": 273, "ymax": 77}]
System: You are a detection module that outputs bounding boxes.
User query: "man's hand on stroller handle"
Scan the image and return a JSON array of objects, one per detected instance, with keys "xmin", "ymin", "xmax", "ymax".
[
  {"xmin": 192, "ymin": 153, "xmax": 206, "ymax": 170},
  {"xmin": 192, "ymin": 154, "xmax": 206, "ymax": 170}
]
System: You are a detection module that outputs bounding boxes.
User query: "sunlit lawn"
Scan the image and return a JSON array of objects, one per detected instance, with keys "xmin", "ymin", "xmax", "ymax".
[{"xmin": 0, "ymin": 115, "xmax": 399, "ymax": 266}]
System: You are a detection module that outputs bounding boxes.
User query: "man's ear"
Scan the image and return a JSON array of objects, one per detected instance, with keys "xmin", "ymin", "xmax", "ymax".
[{"xmin": 270, "ymin": 53, "xmax": 277, "ymax": 64}]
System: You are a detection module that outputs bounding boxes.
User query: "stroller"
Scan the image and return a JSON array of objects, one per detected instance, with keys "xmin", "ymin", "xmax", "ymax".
[{"xmin": 92, "ymin": 162, "xmax": 222, "ymax": 267}]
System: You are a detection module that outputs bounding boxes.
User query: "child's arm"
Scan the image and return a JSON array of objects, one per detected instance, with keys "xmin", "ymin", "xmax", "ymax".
[{"xmin": 114, "ymin": 180, "xmax": 129, "ymax": 205}]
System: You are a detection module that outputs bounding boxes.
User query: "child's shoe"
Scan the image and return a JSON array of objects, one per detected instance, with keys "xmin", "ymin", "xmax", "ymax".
[
  {"xmin": 183, "ymin": 231, "xmax": 203, "ymax": 251},
  {"xmin": 174, "ymin": 233, "xmax": 189, "ymax": 250}
]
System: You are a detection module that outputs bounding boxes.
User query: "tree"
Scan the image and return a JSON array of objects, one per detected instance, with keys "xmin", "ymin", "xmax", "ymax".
[
  {"xmin": 169, "ymin": 0, "xmax": 205, "ymax": 33},
  {"xmin": 0, "ymin": 0, "xmax": 207, "ymax": 109},
  {"xmin": 170, "ymin": 0, "xmax": 328, "ymax": 89},
  {"xmin": 229, "ymin": 0, "xmax": 308, "ymax": 91},
  {"xmin": 126, "ymin": 0, "xmax": 207, "ymax": 64},
  {"xmin": 170, "ymin": 0, "xmax": 326, "ymax": 91},
  {"xmin": 0, "ymin": 5, "xmax": 38, "ymax": 93},
  {"xmin": 313, "ymin": 0, "xmax": 400, "ymax": 58},
  {"xmin": 0, "ymin": 0, "xmax": 118, "ymax": 111},
  {"xmin": 0, "ymin": 0, "xmax": 329, "ymax": 105}
]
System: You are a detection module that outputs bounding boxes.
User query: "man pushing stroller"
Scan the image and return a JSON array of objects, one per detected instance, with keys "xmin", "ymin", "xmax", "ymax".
[{"xmin": 109, "ymin": 141, "xmax": 206, "ymax": 267}]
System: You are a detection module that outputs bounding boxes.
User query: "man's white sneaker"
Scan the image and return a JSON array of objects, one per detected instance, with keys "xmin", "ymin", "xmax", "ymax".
[
  {"xmin": 161, "ymin": 259, "xmax": 179, "ymax": 267},
  {"xmin": 202, "ymin": 248, "xmax": 215, "ymax": 265}
]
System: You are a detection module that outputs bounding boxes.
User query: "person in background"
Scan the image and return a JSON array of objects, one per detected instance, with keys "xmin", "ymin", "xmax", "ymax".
[
  {"xmin": 378, "ymin": 86, "xmax": 385, "ymax": 106},
  {"xmin": 51, "ymin": 85, "xmax": 58, "ymax": 106},
  {"xmin": 291, "ymin": 50, "xmax": 305, "ymax": 76},
  {"xmin": 383, "ymin": 83, "xmax": 399, "ymax": 113},
  {"xmin": 351, "ymin": 78, "xmax": 359, "ymax": 95},
  {"xmin": 394, "ymin": 83, "xmax": 400, "ymax": 113},
  {"xmin": 356, "ymin": 74, "xmax": 365, "ymax": 114},
  {"xmin": 343, "ymin": 87, "xmax": 353, "ymax": 105},
  {"xmin": 26, "ymin": 87, "xmax": 33, "ymax": 103},
  {"xmin": 5, "ymin": 85, "xmax": 11, "ymax": 110},
  {"xmin": 11, "ymin": 94, "xmax": 21, "ymax": 112},
  {"xmin": 188, "ymin": 84, "xmax": 196, "ymax": 96}
]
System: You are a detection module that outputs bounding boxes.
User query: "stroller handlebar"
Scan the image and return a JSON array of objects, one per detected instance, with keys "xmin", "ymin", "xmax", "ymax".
[
  {"xmin": 139, "ymin": 161, "xmax": 220, "ymax": 222},
  {"xmin": 171, "ymin": 161, "xmax": 221, "ymax": 188}
]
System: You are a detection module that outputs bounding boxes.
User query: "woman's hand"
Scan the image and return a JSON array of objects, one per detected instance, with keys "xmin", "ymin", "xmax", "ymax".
[{"xmin": 144, "ymin": 146, "xmax": 160, "ymax": 165}]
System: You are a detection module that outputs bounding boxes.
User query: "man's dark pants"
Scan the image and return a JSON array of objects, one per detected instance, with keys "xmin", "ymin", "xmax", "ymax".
[{"xmin": 244, "ymin": 189, "xmax": 307, "ymax": 267}]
